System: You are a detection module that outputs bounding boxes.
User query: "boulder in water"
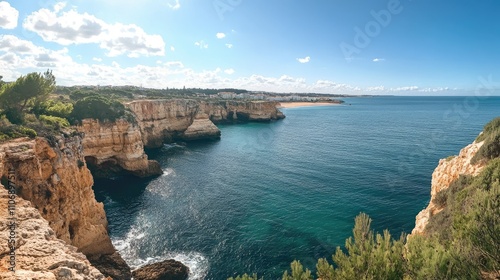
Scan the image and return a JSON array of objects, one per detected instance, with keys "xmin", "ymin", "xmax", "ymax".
[{"xmin": 132, "ymin": 259, "xmax": 189, "ymax": 280}]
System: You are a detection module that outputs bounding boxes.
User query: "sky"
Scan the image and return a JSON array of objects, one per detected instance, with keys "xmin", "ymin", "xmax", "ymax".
[{"xmin": 0, "ymin": 0, "xmax": 500, "ymax": 95}]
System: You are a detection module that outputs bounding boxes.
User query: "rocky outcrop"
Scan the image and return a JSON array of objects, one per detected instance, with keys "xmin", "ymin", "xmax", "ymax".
[
  {"xmin": 0, "ymin": 187, "xmax": 105, "ymax": 279},
  {"xmin": 126, "ymin": 99, "xmax": 284, "ymax": 148},
  {"xmin": 198, "ymin": 100, "xmax": 286, "ymax": 123},
  {"xmin": 77, "ymin": 119, "xmax": 162, "ymax": 177},
  {"xmin": 181, "ymin": 117, "xmax": 221, "ymax": 141},
  {"xmin": 132, "ymin": 259, "xmax": 189, "ymax": 280},
  {"xmin": 0, "ymin": 137, "xmax": 130, "ymax": 279},
  {"xmin": 412, "ymin": 140, "xmax": 486, "ymax": 235}
]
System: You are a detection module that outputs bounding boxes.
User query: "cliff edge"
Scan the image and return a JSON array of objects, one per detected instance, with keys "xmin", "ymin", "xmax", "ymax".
[
  {"xmin": 77, "ymin": 119, "xmax": 162, "ymax": 177},
  {"xmin": 412, "ymin": 140, "xmax": 486, "ymax": 235},
  {"xmin": 127, "ymin": 99, "xmax": 284, "ymax": 148},
  {"xmin": 0, "ymin": 186, "xmax": 106, "ymax": 279},
  {"xmin": 0, "ymin": 137, "xmax": 130, "ymax": 279}
]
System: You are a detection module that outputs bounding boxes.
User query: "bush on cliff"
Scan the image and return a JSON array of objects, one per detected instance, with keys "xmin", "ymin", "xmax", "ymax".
[
  {"xmin": 39, "ymin": 115, "xmax": 70, "ymax": 128},
  {"xmin": 472, "ymin": 117, "xmax": 500, "ymax": 164},
  {"xmin": 0, "ymin": 70, "xmax": 55, "ymax": 124},
  {"xmin": 33, "ymin": 99, "xmax": 73, "ymax": 119},
  {"xmin": 404, "ymin": 234, "xmax": 479, "ymax": 280},
  {"xmin": 70, "ymin": 95, "xmax": 126, "ymax": 123},
  {"xmin": 0, "ymin": 123, "xmax": 37, "ymax": 141}
]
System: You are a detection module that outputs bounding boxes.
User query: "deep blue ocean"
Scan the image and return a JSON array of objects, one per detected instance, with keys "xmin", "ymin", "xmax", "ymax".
[{"xmin": 93, "ymin": 96, "xmax": 500, "ymax": 280}]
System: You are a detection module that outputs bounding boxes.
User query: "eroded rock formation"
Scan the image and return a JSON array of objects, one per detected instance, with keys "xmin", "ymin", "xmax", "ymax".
[
  {"xmin": 126, "ymin": 99, "xmax": 285, "ymax": 148},
  {"xmin": 411, "ymin": 140, "xmax": 486, "ymax": 235},
  {"xmin": 0, "ymin": 137, "xmax": 130, "ymax": 279},
  {"xmin": 132, "ymin": 259, "xmax": 189, "ymax": 280},
  {"xmin": 77, "ymin": 119, "xmax": 162, "ymax": 177},
  {"xmin": 0, "ymin": 186, "xmax": 105, "ymax": 279}
]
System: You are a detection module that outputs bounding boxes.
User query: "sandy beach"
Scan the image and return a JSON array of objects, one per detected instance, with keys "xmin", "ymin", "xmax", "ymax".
[{"xmin": 278, "ymin": 102, "xmax": 341, "ymax": 108}]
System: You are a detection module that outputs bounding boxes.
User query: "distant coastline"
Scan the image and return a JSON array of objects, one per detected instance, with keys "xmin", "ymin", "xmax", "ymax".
[{"xmin": 278, "ymin": 101, "xmax": 342, "ymax": 108}]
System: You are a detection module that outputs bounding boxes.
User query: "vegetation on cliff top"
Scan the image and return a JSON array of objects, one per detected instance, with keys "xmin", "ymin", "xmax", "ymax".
[
  {"xmin": 472, "ymin": 117, "xmax": 500, "ymax": 164},
  {"xmin": 229, "ymin": 119, "xmax": 500, "ymax": 280},
  {"xmin": 0, "ymin": 72, "xmax": 130, "ymax": 142}
]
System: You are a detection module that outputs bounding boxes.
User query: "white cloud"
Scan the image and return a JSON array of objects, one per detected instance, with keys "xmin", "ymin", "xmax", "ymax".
[
  {"xmin": 53, "ymin": 2, "xmax": 67, "ymax": 13},
  {"xmin": 297, "ymin": 56, "xmax": 310, "ymax": 63},
  {"xmin": 0, "ymin": 1, "xmax": 19, "ymax": 29},
  {"xmin": 0, "ymin": 35, "xmax": 39, "ymax": 53},
  {"xmin": 0, "ymin": 35, "xmax": 74, "ymax": 80},
  {"xmin": 373, "ymin": 58, "xmax": 385, "ymax": 62},
  {"xmin": 194, "ymin": 40, "xmax": 208, "ymax": 49},
  {"xmin": 216, "ymin": 32, "xmax": 226, "ymax": 39},
  {"xmin": 390, "ymin": 86, "xmax": 419, "ymax": 91},
  {"xmin": 23, "ymin": 2, "xmax": 165, "ymax": 57},
  {"xmin": 225, "ymin": 43, "xmax": 233, "ymax": 49},
  {"xmin": 167, "ymin": 0, "xmax": 180, "ymax": 10},
  {"xmin": 366, "ymin": 86, "xmax": 385, "ymax": 91},
  {"xmin": 0, "ymin": 35, "xmax": 462, "ymax": 95},
  {"xmin": 170, "ymin": 46, "xmax": 175, "ymax": 51},
  {"xmin": 313, "ymin": 80, "xmax": 361, "ymax": 92}
]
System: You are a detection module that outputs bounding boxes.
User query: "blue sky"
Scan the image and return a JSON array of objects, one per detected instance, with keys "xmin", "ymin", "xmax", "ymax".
[{"xmin": 0, "ymin": 0, "xmax": 499, "ymax": 95}]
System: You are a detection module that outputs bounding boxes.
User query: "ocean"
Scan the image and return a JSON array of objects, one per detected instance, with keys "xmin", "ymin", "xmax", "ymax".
[{"xmin": 93, "ymin": 96, "xmax": 500, "ymax": 279}]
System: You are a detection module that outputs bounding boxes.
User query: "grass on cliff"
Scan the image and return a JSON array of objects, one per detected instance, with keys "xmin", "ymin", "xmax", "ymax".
[
  {"xmin": 428, "ymin": 158, "xmax": 500, "ymax": 271},
  {"xmin": 471, "ymin": 117, "xmax": 500, "ymax": 164}
]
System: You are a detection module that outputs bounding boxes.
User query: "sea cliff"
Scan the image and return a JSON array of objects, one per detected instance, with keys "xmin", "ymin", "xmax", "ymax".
[
  {"xmin": 0, "ymin": 137, "xmax": 130, "ymax": 279},
  {"xmin": 76, "ymin": 119, "xmax": 162, "ymax": 177},
  {"xmin": 0, "ymin": 186, "xmax": 105, "ymax": 279},
  {"xmin": 0, "ymin": 99, "xmax": 285, "ymax": 278},
  {"xmin": 126, "ymin": 99, "xmax": 285, "ymax": 148},
  {"xmin": 411, "ymin": 139, "xmax": 486, "ymax": 235}
]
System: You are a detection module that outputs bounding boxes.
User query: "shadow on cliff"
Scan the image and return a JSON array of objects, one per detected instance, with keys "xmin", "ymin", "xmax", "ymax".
[{"xmin": 92, "ymin": 175, "xmax": 155, "ymax": 237}]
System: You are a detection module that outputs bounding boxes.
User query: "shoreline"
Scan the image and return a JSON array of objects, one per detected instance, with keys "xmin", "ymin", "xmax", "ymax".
[{"xmin": 278, "ymin": 102, "xmax": 341, "ymax": 108}]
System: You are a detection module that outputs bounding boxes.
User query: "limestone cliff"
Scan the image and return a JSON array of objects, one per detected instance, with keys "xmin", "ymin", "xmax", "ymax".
[
  {"xmin": 412, "ymin": 140, "xmax": 486, "ymax": 235},
  {"xmin": 126, "ymin": 99, "xmax": 285, "ymax": 148},
  {"xmin": 0, "ymin": 187, "xmax": 105, "ymax": 279},
  {"xmin": 77, "ymin": 119, "xmax": 161, "ymax": 177},
  {"xmin": 0, "ymin": 137, "xmax": 130, "ymax": 279}
]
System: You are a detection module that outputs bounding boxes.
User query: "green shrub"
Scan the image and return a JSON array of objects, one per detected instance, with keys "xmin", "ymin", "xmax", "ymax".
[
  {"xmin": 0, "ymin": 71, "xmax": 56, "ymax": 126},
  {"xmin": 3, "ymin": 107, "xmax": 25, "ymax": 124},
  {"xmin": 405, "ymin": 235, "xmax": 479, "ymax": 279},
  {"xmin": 282, "ymin": 260, "xmax": 313, "ymax": 280},
  {"xmin": 70, "ymin": 95, "xmax": 126, "ymax": 123},
  {"xmin": 433, "ymin": 189, "xmax": 448, "ymax": 208},
  {"xmin": 476, "ymin": 117, "xmax": 500, "ymax": 142},
  {"xmin": 331, "ymin": 213, "xmax": 405, "ymax": 280},
  {"xmin": 452, "ymin": 159, "xmax": 500, "ymax": 272},
  {"xmin": 39, "ymin": 115, "xmax": 70, "ymax": 128},
  {"xmin": 33, "ymin": 100, "xmax": 73, "ymax": 118},
  {"xmin": 19, "ymin": 127, "xmax": 37, "ymax": 138},
  {"xmin": 69, "ymin": 90, "xmax": 95, "ymax": 101},
  {"xmin": 472, "ymin": 117, "xmax": 500, "ymax": 164},
  {"xmin": 0, "ymin": 125, "xmax": 37, "ymax": 141}
]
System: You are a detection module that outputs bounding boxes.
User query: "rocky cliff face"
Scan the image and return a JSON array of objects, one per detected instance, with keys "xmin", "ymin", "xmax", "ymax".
[
  {"xmin": 77, "ymin": 119, "xmax": 162, "ymax": 177},
  {"xmin": 0, "ymin": 137, "xmax": 130, "ymax": 279},
  {"xmin": 127, "ymin": 99, "xmax": 284, "ymax": 148},
  {"xmin": 0, "ymin": 186, "xmax": 105, "ymax": 279},
  {"xmin": 412, "ymin": 140, "xmax": 486, "ymax": 235}
]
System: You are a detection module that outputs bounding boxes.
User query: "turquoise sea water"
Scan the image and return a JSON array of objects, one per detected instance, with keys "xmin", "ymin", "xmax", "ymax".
[{"xmin": 93, "ymin": 96, "xmax": 500, "ymax": 279}]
